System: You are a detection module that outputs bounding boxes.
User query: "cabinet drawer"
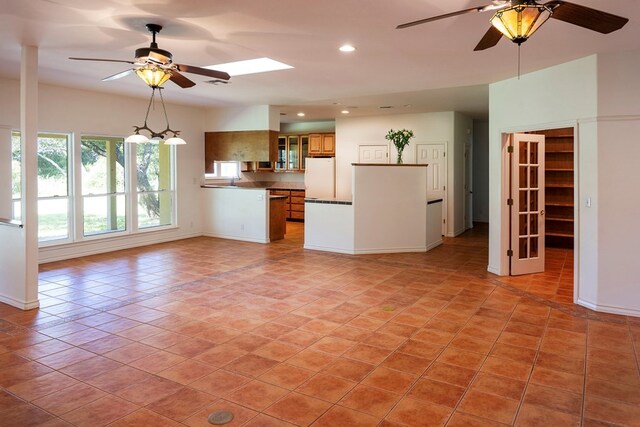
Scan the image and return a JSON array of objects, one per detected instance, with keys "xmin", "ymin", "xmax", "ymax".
[
  {"xmin": 290, "ymin": 190, "xmax": 305, "ymax": 197},
  {"xmin": 291, "ymin": 203, "xmax": 305, "ymax": 212},
  {"xmin": 290, "ymin": 211, "xmax": 305, "ymax": 219},
  {"xmin": 291, "ymin": 196, "xmax": 305, "ymax": 205},
  {"xmin": 270, "ymin": 190, "xmax": 290, "ymax": 196}
]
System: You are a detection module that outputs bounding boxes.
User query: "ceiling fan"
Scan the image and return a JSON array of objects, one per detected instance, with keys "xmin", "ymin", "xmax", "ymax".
[
  {"xmin": 69, "ymin": 23, "xmax": 230, "ymax": 88},
  {"xmin": 397, "ymin": 0, "xmax": 629, "ymax": 51}
]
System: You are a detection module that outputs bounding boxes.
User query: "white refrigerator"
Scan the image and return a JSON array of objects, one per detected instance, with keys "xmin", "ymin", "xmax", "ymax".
[{"xmin": 304, "ymin": 157, "xmax": 335, "ymax": 199}]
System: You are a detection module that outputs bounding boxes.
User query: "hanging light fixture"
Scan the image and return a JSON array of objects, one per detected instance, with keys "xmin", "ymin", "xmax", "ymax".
[
  {"xmin": 490, "ymin": 1, "xmax": 552, "ymax": 45},
  {"xmin": 135, "ymin": 64, "xmax": 172, "ymax": 88},
  {"xmin": 125, "ymin": 86, "xmax": 186, "ymax": 145}
]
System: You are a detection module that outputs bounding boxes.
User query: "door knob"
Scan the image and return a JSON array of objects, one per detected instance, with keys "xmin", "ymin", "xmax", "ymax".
[{"xmin": 540, "ymin": 209, "xmax": 545, "ymax": 216}]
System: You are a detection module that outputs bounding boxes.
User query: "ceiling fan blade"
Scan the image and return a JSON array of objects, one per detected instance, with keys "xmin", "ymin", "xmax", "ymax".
[
  {"xmin": 397, "ymin": 6, "xmax": 487, "ymax": 29},
  {"xmin": 546, "ymin": 1, "xmax": 629, "ymax": 34},
  {"xmin": 102, "ymin": 69, "xmax": 135, "ymax": 81},
  {"xmin": 69, "ymin": 57, "xmax": 135, "ymax": 65},
  {"xmin": 474, "ymin": 26, "xmax": 504, "ymax": 51},
  {"xmin": 176, "ymin": 64, "xmax": 231, "ymax": 81},
  {"xmin": 169, "ymin": 70, "xmax": 196, "ymax": 88}
]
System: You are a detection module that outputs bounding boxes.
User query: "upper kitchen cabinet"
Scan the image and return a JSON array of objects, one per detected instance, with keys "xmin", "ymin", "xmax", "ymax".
[
  {"xmin": 277, "ymin": 135, "xmax": 309, "ymax": 171},
  {"xmin": 309, "ymin": 133, "xmax": 335, "ymax": 157},
  {"xmin": 204, "ymin": 130, "xmax": 278, "ymax": 173}
]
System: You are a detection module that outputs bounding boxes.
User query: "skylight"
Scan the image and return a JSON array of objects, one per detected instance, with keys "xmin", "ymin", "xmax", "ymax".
[{"xmin": 205, "ymin": 57, "xmax": 293, "ymax": 76}]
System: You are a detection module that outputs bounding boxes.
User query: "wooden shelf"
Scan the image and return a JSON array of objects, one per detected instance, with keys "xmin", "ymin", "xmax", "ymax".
[
  {"xmin": 528, "ymin": 127, "xmax": 575, "ymax": 249},
  {"xmin": 546, "ymin": 217, "xmax": 573, "ymax": 222},
  {"xmin": 546, "ymin": 232, "xmax": 574, "ymax": 238},
  {"xmin": 546, "ymin": 202, "xmax": 574, "ymax": 207}
]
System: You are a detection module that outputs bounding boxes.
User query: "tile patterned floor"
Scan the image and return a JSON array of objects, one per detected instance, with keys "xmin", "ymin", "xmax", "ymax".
[{"xmin": 0, "ymin": 223, "xmax": 638, "ymax": 426}]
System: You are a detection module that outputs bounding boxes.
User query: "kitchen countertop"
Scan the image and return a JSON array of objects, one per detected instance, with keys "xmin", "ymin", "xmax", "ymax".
[{"xmin": 202, "ymin": 181, "xmax": 305, "ymax": 191}]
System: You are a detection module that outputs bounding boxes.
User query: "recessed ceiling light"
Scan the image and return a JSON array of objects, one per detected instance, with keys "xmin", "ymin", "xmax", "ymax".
[
  {"xmin": 205, "ymin": 57, "xmax": 293, "ymax": 76},
  {"xmin": 297, "ymin": 112, "xmax": 305, "ymax": 117},
  {"xmin": 341, "ymin": 110, "xmax": 350, "ymax": 114},
  {"xmin": 339, "ymin": 44, "xmax": 356, "ymax": 52}
]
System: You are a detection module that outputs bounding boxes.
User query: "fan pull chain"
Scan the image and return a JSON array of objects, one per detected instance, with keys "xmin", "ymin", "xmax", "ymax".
[{"xmin": 517, "ymin": 44, "xmax": 521, "ymax": 80}]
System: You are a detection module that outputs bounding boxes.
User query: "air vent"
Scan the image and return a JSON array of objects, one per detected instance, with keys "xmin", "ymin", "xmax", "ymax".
[
  {"xmin": 379, "ymin": 106, "xmax": 393, "ymax": 109},
  {"xmin": 206, "ymin": 79, "xmax": 230, "ymax": 85}
]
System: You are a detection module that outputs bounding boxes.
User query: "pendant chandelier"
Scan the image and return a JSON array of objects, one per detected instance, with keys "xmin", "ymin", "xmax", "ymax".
[{"xmin": 125, "ymin": 83, "xmax": 186, "ymax": 145}]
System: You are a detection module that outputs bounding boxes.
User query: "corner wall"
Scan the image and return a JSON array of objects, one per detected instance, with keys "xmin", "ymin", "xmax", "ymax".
[{"xmin": 489, "ymin": 51, "xmax": 640, "ymax": 316}]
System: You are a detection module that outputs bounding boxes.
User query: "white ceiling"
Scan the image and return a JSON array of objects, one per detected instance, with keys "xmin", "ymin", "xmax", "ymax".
[{"xmin": 1, "ymin": 0, "xmax": 639, "ymax": 122}]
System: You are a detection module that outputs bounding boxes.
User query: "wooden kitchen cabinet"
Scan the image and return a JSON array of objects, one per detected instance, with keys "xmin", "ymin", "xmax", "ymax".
[
  {"xmin": 269, "ymin": 189, "xmax": 305, "ymax": 221},
  {"xmin": 309, "ymin": 133, "xmax": 335, "ymax": 157}
]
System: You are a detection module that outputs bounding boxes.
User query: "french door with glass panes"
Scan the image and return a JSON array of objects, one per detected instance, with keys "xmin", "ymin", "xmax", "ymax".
[{"xmin": 510, "ymin": 133, "xmax": 545, "ymax": 275}]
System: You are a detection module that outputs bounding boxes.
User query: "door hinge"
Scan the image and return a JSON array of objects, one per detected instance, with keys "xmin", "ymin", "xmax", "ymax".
[
  {"xmin": 507, "ymin": 198, "xmax": 513, "ymax": 206},
  {"xmin": 443, "ymin": 186, "xmax": 446, "ymax": 191},
  {"xmin": 443, "ymin": 219, "xmax": 446, "ymax": 224},
  {"xmin": 443, "ymin": 152, "xmax": 446, "ymax": 157},
  {"xmin": 507, "ymin": 249, "xmax": 513, "ymax": 257},
  {"xmin": 507, "ymin": 146, "xmax": 514, "ymax": 153}
]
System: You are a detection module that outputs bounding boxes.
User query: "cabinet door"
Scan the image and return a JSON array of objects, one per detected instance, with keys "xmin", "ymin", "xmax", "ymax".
[
  {"xmin": 288, "ymin": 136, "xmax": 299, "ymax": 170},
  {"xmin": 276, "ymin": 137, "xmax": 287, "ymax": 170},
  {"xmin": 309, "ymin": 134, "xmax": 322, "ymax": 155},
  {"xmin": 322, "ymin": 134, "xmax": 335, "ymax": 155},
  {"xmin": 301, "ymin": 136, "xmax": 309, "ymax": 169}
]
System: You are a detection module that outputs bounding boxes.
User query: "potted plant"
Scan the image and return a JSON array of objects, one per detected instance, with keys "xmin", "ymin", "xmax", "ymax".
[{"xmin": 385, "ymin": 128, "xmax": 414, "ymax": 164}]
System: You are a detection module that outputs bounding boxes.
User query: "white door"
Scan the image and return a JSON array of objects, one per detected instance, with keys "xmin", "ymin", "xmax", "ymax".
[
  {"xmin": 464, "ymin": 143, "xmax": 473, "ymax": 230},
  {"xmin": 510, "ymin": 133, "xmax": 545, "ymax": 275},
  {"xmin": 417, "ymin": 143, "xmax": 447, "ymax": 235},
  {"xmin": 358, "ymin": 145, "xmax": 389, "ymax": 163}
]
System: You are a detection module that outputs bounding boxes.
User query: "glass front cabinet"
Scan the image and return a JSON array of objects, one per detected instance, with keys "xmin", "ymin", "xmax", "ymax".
[{"xmin": 277, "ymin": 135, "xmax": 307, "ymax": 171}]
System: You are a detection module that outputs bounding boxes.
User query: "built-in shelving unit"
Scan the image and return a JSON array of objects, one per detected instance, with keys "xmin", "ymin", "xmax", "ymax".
[{"xmin": 530, "ymin": 128, "xmax": 575, "ymax": 249}]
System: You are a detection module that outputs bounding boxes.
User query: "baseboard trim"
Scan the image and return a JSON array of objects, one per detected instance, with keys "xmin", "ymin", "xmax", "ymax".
[
  {"xmin": 303, "ymin": 244, "xmax": 354, "ymax": 255},
  {"xmin": 487, "ymin": 265, "xmax": 504, "ymax": 276},
  {"xmin": 352, "ymin": 246, "xmax": 427, "ymax": 255},
  {"xmin": 577, "ymin": 298, "xmax": 640, "ymax": 318},
  {"xmin": 0, "ymin": 293, "xmax": 39, "ymax": 310},
  {"xmin": 426, "ymin": 240, "xmax": 443, "ymax": 251},
  {"xmin": 202, "ymin": 233, "xmax": 268, "ymax": 244},
  {"xmin": 39, "ymin": 231, "xmax": 202, "ymax": 264}
]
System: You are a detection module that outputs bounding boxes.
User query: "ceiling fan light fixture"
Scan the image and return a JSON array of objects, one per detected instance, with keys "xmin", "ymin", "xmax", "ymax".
[
  {"xmin": 136, "ymin": 65, "xmax": 172, "ymax": 88},
  {"xmin": 490, "ymin": 3, "xmax": 552, "ymax": 45}
]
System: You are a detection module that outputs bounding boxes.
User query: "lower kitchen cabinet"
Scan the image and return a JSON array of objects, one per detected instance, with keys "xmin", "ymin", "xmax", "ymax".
[{"xmin": 269, "ymin": 189, "xmax": 305, "ymax": 221}]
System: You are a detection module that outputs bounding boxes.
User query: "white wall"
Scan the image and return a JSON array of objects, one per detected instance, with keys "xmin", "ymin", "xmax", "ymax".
[
  {"xmin": 453, "ymin": 112, "xmax": 473, "ymax": 235},
  {"xmin": 304, "ymin": 203, "xmax": 354, "ymax": 253},
  {"xmin": 201, "ymin": 188, "xmax": 269, "ymax": 243},
  {"xmin": 0, "ymin": 78, "xmax": 207, "ymax": 263},
  {"xmin": 488, "ymin": 55, "xmax": 598, "ymax": 277},
  {"xmin": 489, "ymin": 51, "xmax": 640, "ymax": 316},
  {"xmin": 353, "ymin": 165, "xmax": 427, "ymax": 253},
  {"xmin": 473, "ymin": 120, "xmax": 489, "ymax": 222},
  {"xmin": 335, "ymin": 111, "xmax": 471, "ymax": 236},
  {"xmin": 204, "ymin": 105, "xmax": 280, "ymax": 131}
]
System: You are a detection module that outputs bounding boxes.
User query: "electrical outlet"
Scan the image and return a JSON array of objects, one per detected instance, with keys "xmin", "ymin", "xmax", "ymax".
[
  {"xmin": 240, "ymin": 224, "xmax": 245, "ymax": 231},
  {"xmin": 258, "ymin": 194, "xmax": 264, "ymax": 201}
]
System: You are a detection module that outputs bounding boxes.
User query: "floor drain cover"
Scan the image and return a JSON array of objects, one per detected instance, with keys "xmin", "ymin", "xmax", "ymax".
[
  {"xmin": 382, "ymin": 306, "xmax": 396, "ymax": 312},
  {"xmin": 208, "ymin": 411, "xmax": 234, "ymax": 425}
]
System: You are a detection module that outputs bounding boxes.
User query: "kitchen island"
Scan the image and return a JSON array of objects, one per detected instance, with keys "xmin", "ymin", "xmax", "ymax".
[
  {"xmin": 305, "ymin": 163, "xmax": 442, "ymax": 254},
  {"xmin": 201, "ymin": 185, "xmax": 289, "ymax": 243}
]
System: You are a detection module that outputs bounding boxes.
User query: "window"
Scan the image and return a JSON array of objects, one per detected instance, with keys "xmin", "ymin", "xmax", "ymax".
[
  {"xmin": 81, "ymin": 136, "xmax": 126, "ymax": 236},
  {"xmin": 136, "ymin": 142, "xmax": 174, "ymax": 229},
  {"xmin": 10, "ymin": 131, "xmax": 177, "ymax": 245},
  {"xmin": 11, "ymin": 132, "xmax": 21, "ymax": 221},
  {"xmin": 209, "ymin": 161, "xmax": 240, "ymax": 179},
  {"xmin": 37, "ymin": 133, "xmax": 72, "ymax": 243}
]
